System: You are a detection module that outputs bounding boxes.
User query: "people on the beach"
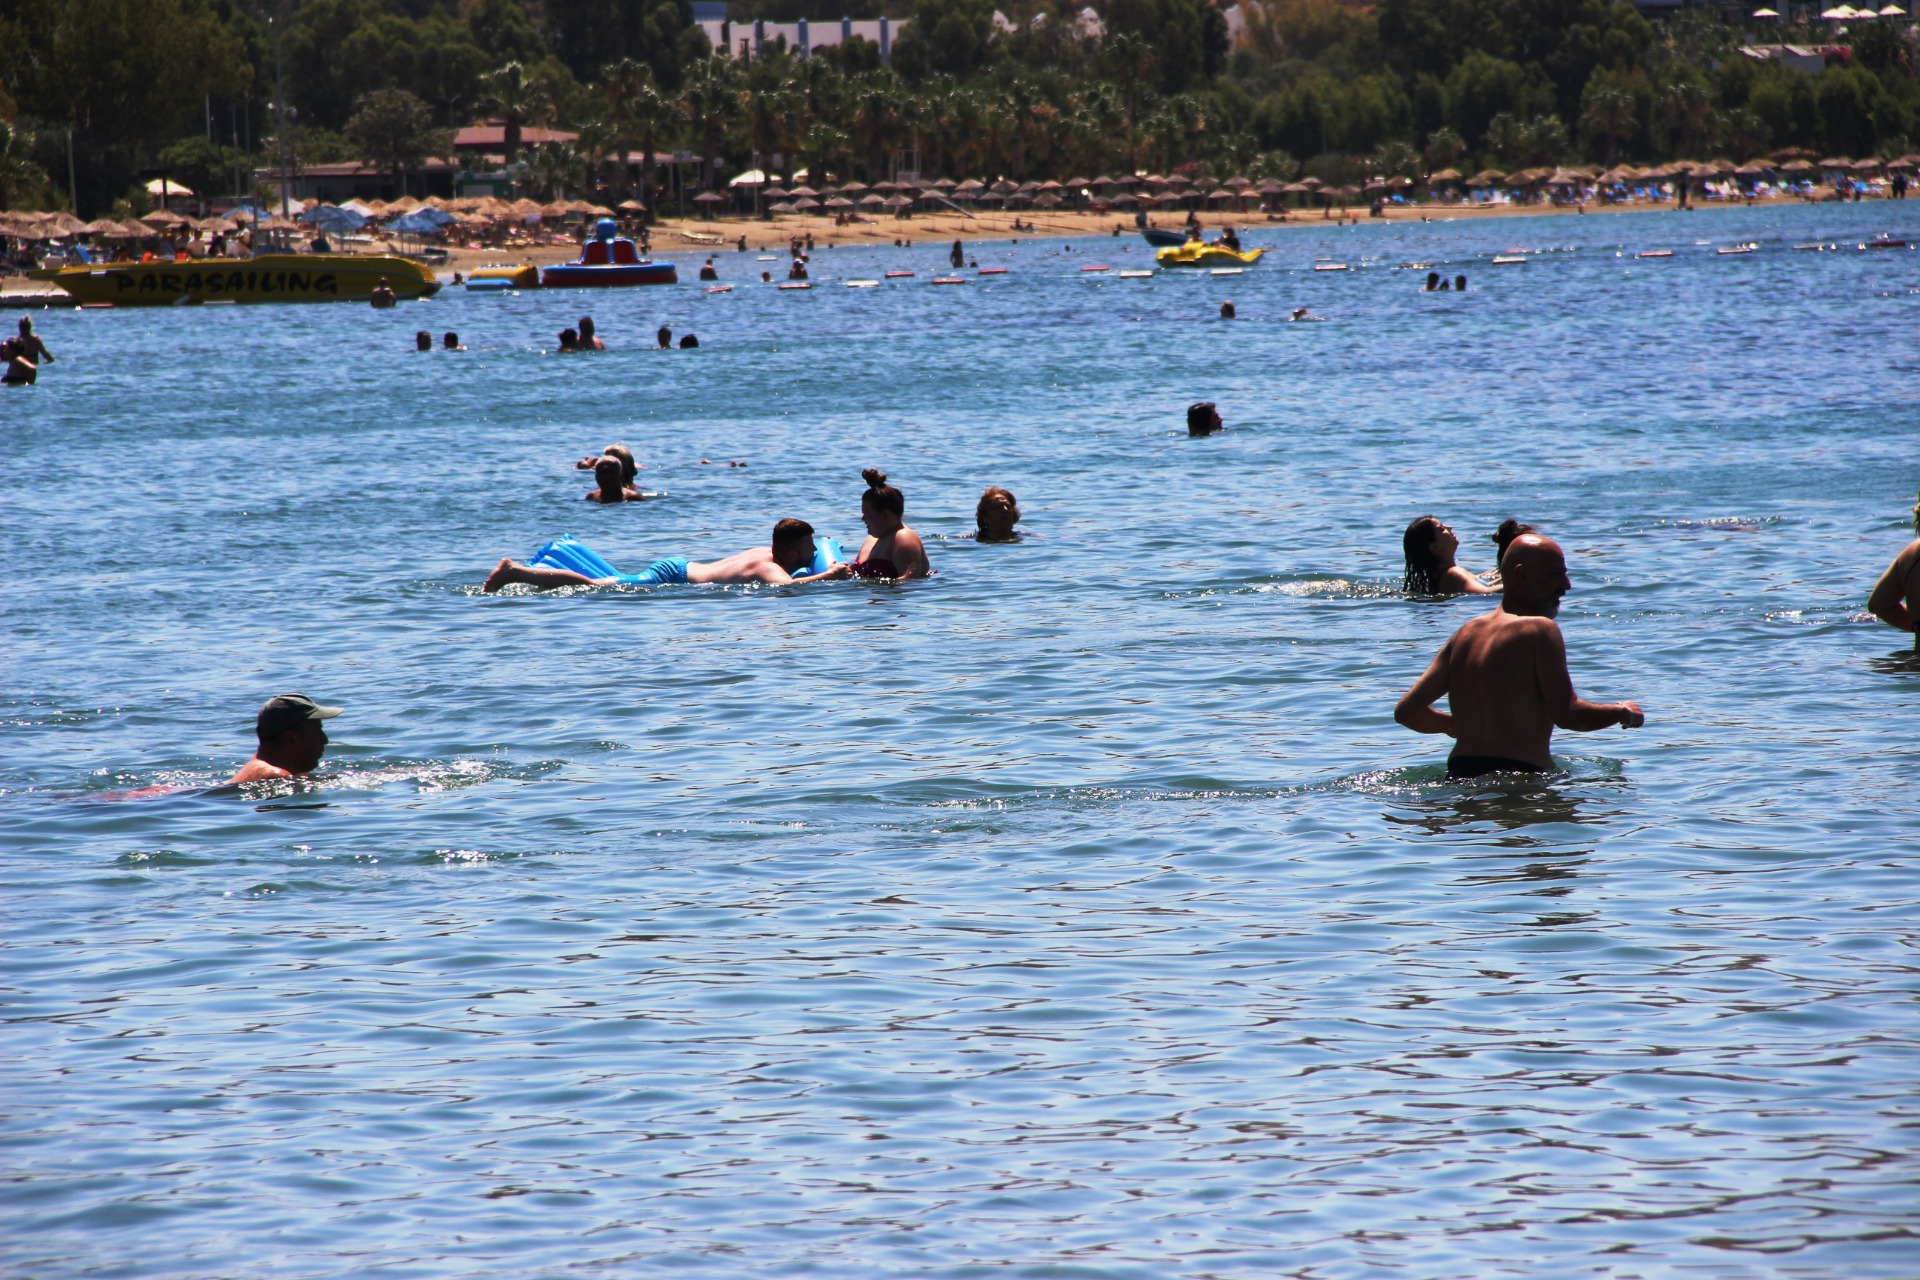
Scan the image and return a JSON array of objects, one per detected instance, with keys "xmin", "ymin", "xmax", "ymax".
[
  {"xmin": 1187, "ymin": 402, "xmax": 1223, "ymax": 436},
  {"xmin": 974, "ymin": 486, "xmax": 1021, "ymax": 542},
  {"xmin": 1394, "ymin": 534, "xmax": 1644, "ymax": 777},
  {"xmin": 578, "ymin": 316, "xmax": 605, "ymax": 350},
  {"xmin": 1403, "ymin": 516, "xmax": 1498, "ymax": 596},
  {"xmin": 585, "ymin": 455, "xmax": 644, "ymax": 503},
  {"xmin": 370, "ymin": 278, "xmax": 396, "ymax": 308},
  {"xmin": 415, "ymin": 330, "xmax": 432, "ymax": 352},
  {"xmin": 852, "ymin": 468, "xmax": 931, "ymax": 580},
  {"xmin": 483, "ymin": 518, "xmax": 845, "ymax": 592},
  {"xmin": 230, "ymin": 693, "xmax": 342, "ymax": 785},
  {"xmin": 1867, "ymin": 494, "xmax": 1920, "ymax": 645}
]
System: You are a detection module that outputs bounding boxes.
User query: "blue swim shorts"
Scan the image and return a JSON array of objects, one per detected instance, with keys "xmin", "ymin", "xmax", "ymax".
[{"xmin": 619, "ymin": 556, "xmax": 690, "ymax": 586}]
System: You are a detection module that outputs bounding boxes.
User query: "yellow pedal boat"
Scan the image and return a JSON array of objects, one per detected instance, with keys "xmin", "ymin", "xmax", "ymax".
[
  {"xmin": 1154, "ymin": 243, "xmax": 1266, "ymax": 268},
  {"xmin": 30, "ymin": 254, "xmax": 440, "ymax": 306}
]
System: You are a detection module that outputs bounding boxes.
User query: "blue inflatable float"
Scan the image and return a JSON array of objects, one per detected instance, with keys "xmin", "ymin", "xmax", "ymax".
[{"xmin": 527, "ymin": 535, "xmax": 841, "ymax": 584}]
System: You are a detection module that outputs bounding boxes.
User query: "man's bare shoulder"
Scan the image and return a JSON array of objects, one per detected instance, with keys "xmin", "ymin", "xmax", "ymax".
[{"xmin": 228, "ymin": 758, "xmax": 290, "ymax": 785}]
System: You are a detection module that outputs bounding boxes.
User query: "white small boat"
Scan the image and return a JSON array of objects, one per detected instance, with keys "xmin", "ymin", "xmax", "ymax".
[
  {"xmin": 1716, "ymin": 243, "xmax": 1757, "ymax": 255},
  {"xmin": 1117, "ymin": 269, "xmax": 1154, "ymax": 278},
  {"xmin": 777, "ymin": 281, "xmax": 811, "ymax": 290},
  {"xmin": 1313, "ymin": 263, "xmax": 1349, "ymax": 272},
  {"xmin": 844, "ymin": 279, "xmax": 879, "ymax": 288},
  {"xmin": 1490, "ymin": 255, "xmax": 1528, "ymax": 265},
  {"xmin": 1210, "ymin": 267, "xmax": 1244, "ymax": 276}
]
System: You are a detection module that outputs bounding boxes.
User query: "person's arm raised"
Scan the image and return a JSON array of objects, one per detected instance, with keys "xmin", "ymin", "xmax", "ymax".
[
  {"xmin": 1532, "ymin": 619, "xmax": 1644, "ymax": 731},
  {"xmin": 1394, "ymin": 640, "xmax": 1455, "ymax": 736},
  {"xmin": 1867, "ymin": 543, "xmax": 1918, "ymax": 631}
]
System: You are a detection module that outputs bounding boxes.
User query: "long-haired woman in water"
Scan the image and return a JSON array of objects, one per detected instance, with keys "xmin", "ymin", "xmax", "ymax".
[
  {"xmin": 1403, "ymin": 515, "xmax": 1497, "ymax": 596},
  {"xmin": 852, "ymin": 468, "xmax": 931, "ymax": 580}
]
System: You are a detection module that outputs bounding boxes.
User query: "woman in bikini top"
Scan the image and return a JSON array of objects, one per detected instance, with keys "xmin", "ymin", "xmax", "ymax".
[{"xmin": 852, "ymin": 467, "xmax": 931, "ymax": 580}]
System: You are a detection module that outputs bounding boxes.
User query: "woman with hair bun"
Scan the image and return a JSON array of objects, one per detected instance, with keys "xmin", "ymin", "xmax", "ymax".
[{"xmin": 852, "ymin": 468, "xmax": 931, "ymax": 580}]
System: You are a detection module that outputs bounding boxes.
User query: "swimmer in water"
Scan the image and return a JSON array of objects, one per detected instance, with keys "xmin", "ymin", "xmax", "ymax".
[
  {"xmin": 585, "ymin": 455, "xmax": 644, "ymax": 503},
  {"xmin": 370, "ymin": 278, "xmax": 397, "ymax": 308},
  {"xmin": 415, "ymin": 330, "xmax": 432, "ymax": 352},
  {"xmin": 1403, "ymin": 516, "xmax": 1498, "ymax": 596},
  {"xmin": 578, "ymin": 316, "xmax": 605, "ymax": 350},
  {"xmin": 1290, "ymin": 307, "xmax": 1320, "ymax": 321},
  {"xmin": 1187, "ymin": 401, "xmax": 1223, "ymax": 436},
  {"xmin": 483, "ymin": 518, "xmax": 846, "ymax": 592},
  {"xmin": 679, "ymin": 333, "xmax": 698, "ymax": 348},
  {"xmin": 974, "ymin": 486, "xmax": 1021, "ymax": 542},
  {"xmin": 15, "ymin": 317, "xmax": 54, "ymax": 364},
  {"xmin": 2, "ymin": 337, "xmax": 37, "ymax": 385},
  {"xmin": 657, "ymin": 325, "xmax": 672, "ymax": 349},
  {"xmin": 1395, "ymin": 534, "xmax": 1644, "ymax": 777},
  {"xmin": 230, "ymin": 693, "xmax": 341, "ymax": 785},
  {"xmin": 851, "ymin": 468, "xmax": 931, "ymax": 580},
  {"xmin": 442, "ymin": 331, "xmax": 464, "ymax": 351},
  {"xmin": 576, "ymin": 443, "xmax": 638, "ymax": 479},
  {"xmin": 1867, "ymin": 492, "xmax": 1920, "ymax": 646},
  {"xmin": 699, "ymin": 257, "xmax": 718, "ymax": 281},
  {"xmin": 1219, "ymin": 300, "xmax": 1236, "ymax": 319}
]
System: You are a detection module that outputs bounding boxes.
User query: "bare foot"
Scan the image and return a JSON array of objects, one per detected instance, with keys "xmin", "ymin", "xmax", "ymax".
[{"xmin": 483, "ymin": 558, "xmax": 518, "ymax": 593}]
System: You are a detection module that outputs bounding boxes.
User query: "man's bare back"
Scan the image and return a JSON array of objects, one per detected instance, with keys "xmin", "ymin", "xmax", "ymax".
[
  {"xmin": 1868, "ymin": 537, "xmax": 1920, "ymax": 643},
  {"xmin": 1396, "ymin": 535, "xmax": 1643, "ymax": 775}
]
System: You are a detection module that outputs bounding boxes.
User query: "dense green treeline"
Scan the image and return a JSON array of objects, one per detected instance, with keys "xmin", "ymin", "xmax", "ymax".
[{"xmin": 0, "ymin": 0, "xmax": 1914, "ymax": 214}]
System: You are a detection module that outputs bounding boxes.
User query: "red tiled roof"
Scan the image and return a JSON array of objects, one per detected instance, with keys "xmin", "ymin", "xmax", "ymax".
[{"xmin": 453, "ymin": 122, "xmax": 580, "ymax": 150}]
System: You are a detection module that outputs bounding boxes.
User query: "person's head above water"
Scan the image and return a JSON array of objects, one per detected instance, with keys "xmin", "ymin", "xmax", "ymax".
[
  {"xmin": 1498, "ymin": 534, "xmax": 1570, "ymax": 618},
  {"xmin": 771, "ymin": 517, "xmax": 817, "ymax": 569},
  {"xmin": 558, "ymin": 328, "xmax": 579, "ymax": 352},
  {"xmin": 1187, "ymin": 402, "xmax": 1223, "ymax": 436},
  {"xmin": 592, "ymin": 455, "xmax": 626, "ymax": 494},
  {"xmin": 415, "ymin": 330, "xmax": 431, "ymax": 351},
  {"xmin": 679, "ymin": 333, "xmax": 698, "ymax": 348},
  {"xmin": 657, "ymin": 325, "xmax": 671, "ymax": 349},
  {"xmin": 976, "ymin": 486, "xmax": 1020, "ymax": 541},
  {"xmin": 18, "ymin": 316, "xmax": 33, "ymax": 337},
  {"xmin": 860, "ymin": 467, "xmax": 905, "ymax": 530},
  {"xmin": 1402, "ymin": 514, "xmax": 1460, "ymax": 594},
  {"xmin": 442, "ymin": 331, "xmax": 461, "ymax": 350},
  {"xmin": 1491, "ymin": 518, "xmax": 1536, "ymax": 563},
  {"xmin": 248, "ymin": 693, "xmax": 341, "ymax": 776},
  {"xmin": 578, "ymin": 316, "xmax": 596, "ymax": 340},
  {"xmin": 603, "ymin": 443, "xmax": 636, "ymax": 484},
  {"xmin": 1219, "ymin": 300, "xmax": 1236, "ymax": 319}
]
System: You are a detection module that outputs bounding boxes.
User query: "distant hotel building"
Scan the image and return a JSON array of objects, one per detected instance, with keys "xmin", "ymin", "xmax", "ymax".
[{"xmin": 692, "ymin": 2, "xmax": 906, "ymax": 61}]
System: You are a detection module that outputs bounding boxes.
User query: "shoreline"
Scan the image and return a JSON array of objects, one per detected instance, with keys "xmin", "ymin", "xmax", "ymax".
[{"xmin": 0, "ymin": 192, "xmax": 1871, "ymax": 298}]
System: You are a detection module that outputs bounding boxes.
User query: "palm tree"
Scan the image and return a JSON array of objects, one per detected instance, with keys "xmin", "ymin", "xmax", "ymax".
[
  {"xmin": 0, "ymin": 121, "xmax": 50, "ymax": 211},
  {"xmin": 480, "ymin": 62, "xmax": 551, "ymax": 168},
  {"xmin": 599, "ymin": 58, "xmax": 665, "ymax": 201},
  {"xmin": 1581, "ymin": 89, "xmax": 1635, "ymax": 165},
  {"xmin": 1664, "ymin": 82, "xmax": 1711, "ymax": 160},
  {"xmin": 678, "ymin": 57, "xmax": 739, "ymax": 191}
]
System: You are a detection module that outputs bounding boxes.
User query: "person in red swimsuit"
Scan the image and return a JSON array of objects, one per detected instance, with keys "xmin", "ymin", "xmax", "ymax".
[{"xmin": 852, "ymin": 467, "xmax": 931, "ymax": 580}]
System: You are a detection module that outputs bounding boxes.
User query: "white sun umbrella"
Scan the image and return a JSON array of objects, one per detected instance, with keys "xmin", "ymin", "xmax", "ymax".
[
  {"xmin": 1751, "ymin": 6, "xmax": 1780, "ymax": 13},
  {"xmin": 1878, "ymin": 4, "xmax": 1906, "ymax": 13}
]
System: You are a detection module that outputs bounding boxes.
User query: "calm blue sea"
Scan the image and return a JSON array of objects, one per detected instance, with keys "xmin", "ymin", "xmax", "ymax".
[{"xmin": 4, "ymin": 202, "xmax": 1918, "ymax": 1279}]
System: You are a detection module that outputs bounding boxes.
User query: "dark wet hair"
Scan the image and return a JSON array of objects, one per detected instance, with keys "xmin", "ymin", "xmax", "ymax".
[
  {"xmin": 976, "ymin": 486, "xmax": 1018, "ymax": 529},
  {"xmin": 415, "ymin": 330, "xmax": 431, "ymax": 350},
  {"xmin": 578, "ymin": 316, "xmax": 595, "ymax": 336},
  {"xmin": 559, "ymin": 328, "xmax": 578, "ymax": 349},
  {"xmin": 1492, "ymin": 519, "xmax": 1536, "ymax": 566},
  {"xmin": 1187, "ymin": 402, "xmax": 1222, "ymax": 436},
  {"xmin": 772, "ymin": 517, "xmax": 815, "ymax": 549},
  {"xmin": 603, "ymin": 444, "xmax": 636, "ymax": 484},
  {"xmin": 442, "ymin": 331, "xmax": 459, "ymax": 349},
  {"xmin": 679, "ymin": 333, "xmax": 698, "ymax": 348},
  {"xmin": 861, "ymin": 467, "xmax": 904, "ymax": 517},
  {"xmin": 1403, "ymin": 515, "xmax": 1446, "ymax": 595}
]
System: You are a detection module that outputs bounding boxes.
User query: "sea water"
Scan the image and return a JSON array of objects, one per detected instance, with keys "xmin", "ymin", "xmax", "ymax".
[{"xmin": 3, "ymin": 202, "xmax": 1917, "ymax": 1279}]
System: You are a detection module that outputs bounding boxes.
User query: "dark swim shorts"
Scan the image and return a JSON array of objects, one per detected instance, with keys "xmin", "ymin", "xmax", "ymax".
[{"xmin": 1447, "ymin": 754, "xmax": 1550, "ymax": 779}]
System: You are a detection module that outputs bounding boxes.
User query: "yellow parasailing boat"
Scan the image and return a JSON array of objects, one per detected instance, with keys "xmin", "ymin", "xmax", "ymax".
[
  {"xmin": 1154, "ymin": 242, "xmax": 1266, "ymax": 268},
  {"xmin": 30, "ymin": 254, "xmax": 441, "ymax": 306}
]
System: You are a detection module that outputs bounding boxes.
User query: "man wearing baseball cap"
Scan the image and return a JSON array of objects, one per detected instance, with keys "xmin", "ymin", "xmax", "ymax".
[{"xmin": 229, "ymin": 694, "xmax": 342, "ymax": 785}]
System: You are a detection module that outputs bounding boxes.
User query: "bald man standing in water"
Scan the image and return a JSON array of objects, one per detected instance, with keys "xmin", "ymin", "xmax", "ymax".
[{"xmin": 1395, "ymin": 535, "xmax": 1644, "ymax": 777}]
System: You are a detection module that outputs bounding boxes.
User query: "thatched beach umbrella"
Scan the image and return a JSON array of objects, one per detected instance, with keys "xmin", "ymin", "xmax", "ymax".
[
  {"xmin": 768, "ymin": 201, "xmax": 796, "ymax": 214},
  {"xmin": 824, "ymin": 195, "xmax": 854, "ymax": 209},
  {"xmin": 787, "ymin": 184, "xmax": 819, "ymax": 199}
]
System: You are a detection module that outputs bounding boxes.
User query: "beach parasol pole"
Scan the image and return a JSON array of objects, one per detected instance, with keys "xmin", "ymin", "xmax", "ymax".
[{"xmin": 272, "ymin": 3, "xmax": 290, "ymax": 222}]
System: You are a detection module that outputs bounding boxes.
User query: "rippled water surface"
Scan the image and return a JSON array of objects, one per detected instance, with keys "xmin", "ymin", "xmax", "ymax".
[{"xmin": 5, "ymin": 203, "xmax": 1919, "ymax": 1278}]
